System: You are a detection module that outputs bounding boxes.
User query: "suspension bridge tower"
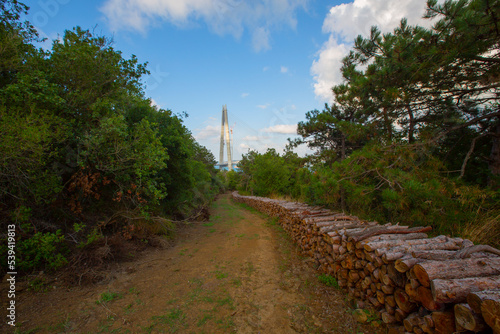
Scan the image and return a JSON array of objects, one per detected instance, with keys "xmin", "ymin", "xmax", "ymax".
[{"xmin": 219, "ymin": 104, "xmax": 233, "ymax": 171}]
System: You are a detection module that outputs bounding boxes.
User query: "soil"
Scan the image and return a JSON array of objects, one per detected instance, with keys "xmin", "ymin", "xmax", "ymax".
[{"xmin": 1, "ymin": 194, "xmax": 385, "ymax": 334}]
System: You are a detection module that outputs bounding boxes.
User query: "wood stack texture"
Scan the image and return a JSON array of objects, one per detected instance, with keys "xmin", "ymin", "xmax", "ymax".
[{"xmin": 232, "ymin": 192, "xmax": 500, "ymax": 333}]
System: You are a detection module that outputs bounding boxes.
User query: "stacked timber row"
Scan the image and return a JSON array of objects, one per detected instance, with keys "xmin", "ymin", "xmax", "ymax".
[{"xmin": 232, "ymin": 191, "xmax": 500, "ymax": 333}]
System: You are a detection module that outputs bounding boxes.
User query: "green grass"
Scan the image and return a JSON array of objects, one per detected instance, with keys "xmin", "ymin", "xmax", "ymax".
[
  {"xmin": 231, "ymin": 277, "xmax": 242, "ymax": 287},
  {"xmin": 128, "ymin": 287, "xmax": 139, "ymax": 295},
  {"xmin": 197, "ymin": 313, "xmax": 214, "ymax": 327},
  {"xmin": 244, "ymin": 261, "xmax": 256, "ymax": 276},
  {"xmin": 216, "ymin": 296, "xmax": 234, "ymax": 308},
  {"xmin": 233, "ymin": 201, "xmax": 261, "ymax": 215},
  {"xmin": 27, "ymin": 277, "xmax": 49, "ymax": 292},
  {"xmin": 46, "ymin": 315, "xmax": 73, "ymax": 332},
  {"xmin": 318, "ymin": 274, "xmax": 339, "ymax": 289},
  {"xmin": 215, "ymin": 270, "xmax": 228, "ymax": 279},
  {"xmin": 97, "ymin": 315, "xmax": 116, "ymax": 333},
  {"xmin": 147, "ymin": 308, "xmax": 186, "ymax": 333},
  {"xmin": 215, "ymin": 317, "xmax": 236, "ymax": 331},
  {"xmin": 96, "ymin": 291, "xmax": 123, "ymax": 305},
  {"xmin": 124, "ymin": 302, "xmax": 136, "ymax": 314},
  {"xmin": 13, "ymin": 329, "xmax": 40, "ymax": 334}
]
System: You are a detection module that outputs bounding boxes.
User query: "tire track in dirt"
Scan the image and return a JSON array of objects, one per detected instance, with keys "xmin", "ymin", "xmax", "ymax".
[{"xmin": 3, "ymin": 194, "xmax": 384, "ymax": 333}]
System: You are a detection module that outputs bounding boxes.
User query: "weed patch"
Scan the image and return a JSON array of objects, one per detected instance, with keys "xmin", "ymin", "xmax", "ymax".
[
  {"xmin": 27, "ymin": 277, "xmax": 49, "ymax": 292},
  {"xmin": 96, "ymin": 291, "xmax": 123, "ymax": 305},
  {"xmin": 148, "ymin": 308, "xmax": 186, "ymax": 333},
  {"xmin": 318, "ymin": 274, "xmax": 339, "ymax": 289}
]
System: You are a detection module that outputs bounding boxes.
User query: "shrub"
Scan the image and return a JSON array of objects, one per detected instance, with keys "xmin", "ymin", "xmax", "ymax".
[{"xmin": 16, "ymin": 230, "xmax": 68, "ymax": 272}]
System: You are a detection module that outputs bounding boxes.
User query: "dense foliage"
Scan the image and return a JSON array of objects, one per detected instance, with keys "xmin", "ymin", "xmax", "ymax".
[
  {"xmin": 239, "ymin": 0, "xmax": 500, "ymax": 246},
  {"xmin": 0, "ymin": 1, "xmax": 222, "ymax": 275}
]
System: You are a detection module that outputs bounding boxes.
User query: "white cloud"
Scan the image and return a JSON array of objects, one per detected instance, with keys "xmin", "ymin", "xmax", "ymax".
[
  {"xmin": 312, "ymin": 0, "xmax": 437, "ymax": 101},
  {"xmin": 322, "ymin": 0, "xmax": 431, "ymax": 43},
  {"xmin": 150, "ymin": 98, "xmax": 161, "ymax": 109},
  {"xmin": 243, "ymin": 135, "xmax": 268, "ymax": 141},
  {"xmin": 257, "ymin": 103, "xmax": 270, "ymax": 109},
  {"xmin": 262, "ymin": 124, "xmax": 297, "ymax": 134},
  {"xmin": 243, "ymin": 136, "xmax": 262, "ymax": 141},
  {"xmin": 252, "ymin": 27, "xmax": 271, "ymax": 52},
  {"xmin": 240, "ymin": 143, "xmax": 251, "ymax": 150},
  {"xmin": 262, "ymin": 66, "xmax": 270, "ymax": 72},
  {"xmin": 101, "ymin": 0, "xmax": 309, "ymax": 51},
  {"xmin": 241, "ymin": 92, "xmax": 250, "ymax": 98},
  {"xmin": 311, "ymin": 36, "xmax": 349, "ymax": 102},
  {"xmin": 280, "ymin": 66, "xmax": 289, "ymax": 74},
  {"xmin": 195, "ymin": 125, "xmax": 220, "ymax": 140}
]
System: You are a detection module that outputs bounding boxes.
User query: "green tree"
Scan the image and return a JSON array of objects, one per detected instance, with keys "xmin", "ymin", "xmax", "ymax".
[
  {"xmin": 0, "ymin": 0, "xmax": 38, "ymax": 88},
  {"xmin": 0, "ymin": 3, "xmax": 223, "ymax": 274},
  {"xmin": 290, "ymin": 0, "xmax": 500, "ymax": 245},
  {"xmin": 291, "ymin": 103, "xmax": 369, "ymax": 165},
  {"xmin": 342, "ymin": 0, "xmax": 500, "ymax": 185}
]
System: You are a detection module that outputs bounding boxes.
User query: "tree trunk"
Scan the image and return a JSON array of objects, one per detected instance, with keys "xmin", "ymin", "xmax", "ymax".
[
  {"xmin": 353, "ymin": 309, "xmax": 369, "ymax": 323},
  {"xmin": 467, "ymin": 289, "xmax": 500, "ymax": 314},
  {"xmin": 407, "ymin": 105, "xmax": 415, "ymax": 144},
  {"xmin": 454, "ymin": 303, "xmax": 488, "ymax": 332},
  {"xmin": 489, "ymin": 116, "xmax": 500, "ymax": 188},
  {"xmin": 413, "ymin": 257, "xmax": 500, "ymax": 287},
  {"xmin": 417, "ymin": 286, "xmax": 445, "ymax": 311},
  {"xmin": 383, "ymin": 106, "xmax": 393, "ymax": 141},
  {"xmin": 338, "ymin": 133, "xmax": 347, "ymax": 211},
  {"xmin": 431, "ymin": 276, "xmax": 500, "ymax": 303},
  {"xmin": 481, "ymin": 298, "xmax": 500, "ymax": 333},
  {"xmin": 394, "ymin": 288, "xmax": 417, "ymax": 313},
  {"xmin": 364, "ymin": 235, "xmax": 447, "ymax": 252},
  {"xmin": 431, "ymin": 311, "xmax": 456, "ymax": 334}
]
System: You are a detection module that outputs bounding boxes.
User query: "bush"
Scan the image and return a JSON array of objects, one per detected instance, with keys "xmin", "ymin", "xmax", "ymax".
[
  {"xmin": 16, "ymin": 230, "xmax": 68, "ymax": 272},
  {"xmin": 225, "ymin": 170, "xmax": 241, "ymax": 190}
]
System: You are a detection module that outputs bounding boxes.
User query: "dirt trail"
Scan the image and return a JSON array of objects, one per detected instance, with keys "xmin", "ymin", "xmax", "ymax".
[{"xmin": 3, "ymin": 194, "xmax": 383, "ymax": 333}]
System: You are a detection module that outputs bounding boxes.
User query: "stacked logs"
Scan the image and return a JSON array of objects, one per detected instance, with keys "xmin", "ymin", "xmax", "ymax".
[{"xmin": 232, "ymin": 192, "xmax": 500, "ymax": 333}]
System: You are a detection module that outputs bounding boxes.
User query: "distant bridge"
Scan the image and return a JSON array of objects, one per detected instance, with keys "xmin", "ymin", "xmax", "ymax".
[
  {"xmin": 216, "ymin": 160, "xmax": 241, "ymax": 171},
  {"xmin": 219, "ymin": 105, "xmax": 237, "ymax": 171}
]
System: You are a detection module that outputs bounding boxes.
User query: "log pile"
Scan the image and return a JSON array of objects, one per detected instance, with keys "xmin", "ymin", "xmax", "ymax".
[{"xmin": 232, "ymin": 192, "xmax": 500, "ymax": 333}]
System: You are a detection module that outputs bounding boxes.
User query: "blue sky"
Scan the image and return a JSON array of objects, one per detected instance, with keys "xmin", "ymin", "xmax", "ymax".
[{"xmin": 24, "ymin": 0, "xmax": 434, "ymax": 162}]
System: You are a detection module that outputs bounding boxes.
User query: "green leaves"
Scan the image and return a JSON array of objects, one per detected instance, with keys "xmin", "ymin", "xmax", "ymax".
[
  {"xmin": 0, "ymin": 4, "xmax": 223, "ymax": 275},
  {"xmin": 0, "ymin": 106, "xmax": 66, "ymax": 204},
  {"xmin": 238, "ymin": 149, "xmax": 304, "ymax": 198},
  {"xmin": 15, "ymin": 230, "xmax": 68, "ymax": 272}
]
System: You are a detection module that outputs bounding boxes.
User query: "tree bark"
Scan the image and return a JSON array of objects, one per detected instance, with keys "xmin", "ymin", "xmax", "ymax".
[
  {"xmin": 489, "ymin": 116, "xmax": 500, "ymax": 188},
  {"xmin": 481, "ymin": 298, "xmax": 500, "ymax": 334},
  {"xmin": 356, "ymin": 232, "xmax": 429, "ymax": 249},
  {"xmin": 394, "ymin": 288, "xmax": 417, "ymax": 313},
  {"xmin": 353, "ymin": 309, "xmax": 369, "ymax": 323},
  {"xmin": 467, "ymin": 289, "xmax": 500, "ymax": 314},
  {"xmin": 349, "ymin": 225, "xmax": 431, "ymax": 243},
  {"xmin": 411, "ymin": 249, "xmax": 497, "ymax": 261},
  {"xmin": 417, "ymin": 286, "xmax": 445, "ymax": 311},
  {"xmin": 383, "ymin": 106, "xmax": 393, "ymax": 141},
  {"xmin": 431, "ymin": 311, "xmax": 456, "ymax": 334},
  {"xmin": 407, "ymin": 105, "xmax": 415, "ymax": 144},
  {"xmin": 431, "ymin": 276, "xmax": 500, "ymax": 303},
  {"xmin": 364, "ymin": 235, "xmax": 447, "ymax": 252},
  {"xmin": 454, "ymin": 303, "xmax": 488, "ymax": 332},
  {"xmin": 413, "ymin": 257, "xmax": 500, "ymax": 287}
]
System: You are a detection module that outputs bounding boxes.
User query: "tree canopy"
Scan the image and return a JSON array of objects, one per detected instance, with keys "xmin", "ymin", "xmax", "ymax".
[
  {"xmin": 238, "ymin": 0, "xmax": 500, "ymax": 247},
  {"xmin": 0, "ymin": 1, "xmax": 222, "ymax": 275}
]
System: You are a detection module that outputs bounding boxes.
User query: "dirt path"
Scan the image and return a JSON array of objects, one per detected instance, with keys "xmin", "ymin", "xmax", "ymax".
[{"xmin": 3, "ymin": 194, "xmax": 383, "ymax": 333}]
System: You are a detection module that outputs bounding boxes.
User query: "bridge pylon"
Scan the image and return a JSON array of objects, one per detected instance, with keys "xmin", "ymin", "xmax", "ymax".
[{"xmin": 219, "ymin": 105, "xmax": 233, "ymax": 171}]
